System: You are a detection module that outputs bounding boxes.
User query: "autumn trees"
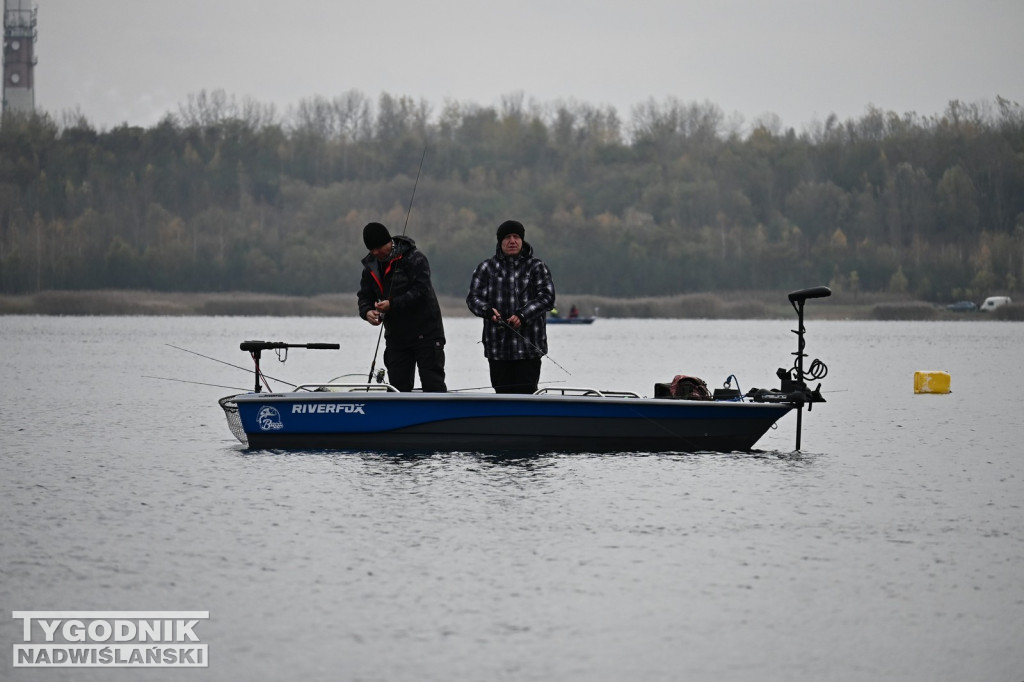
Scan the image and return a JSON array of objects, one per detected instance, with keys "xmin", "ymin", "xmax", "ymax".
[{"xmin": 1, "ymin": 92, "xmax": 1021, "ymax": 300}]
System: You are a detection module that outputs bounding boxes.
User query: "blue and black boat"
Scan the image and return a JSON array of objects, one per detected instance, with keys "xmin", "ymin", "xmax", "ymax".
[{"xmin": 219, "ymin": 287, "xmax": 831, "ymax": 453}]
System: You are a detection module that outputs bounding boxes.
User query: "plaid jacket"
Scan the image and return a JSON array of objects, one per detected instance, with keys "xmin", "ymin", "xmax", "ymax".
[{"xmin": 466, "ymin": 241, "xmax": 556, "ymax": 360}]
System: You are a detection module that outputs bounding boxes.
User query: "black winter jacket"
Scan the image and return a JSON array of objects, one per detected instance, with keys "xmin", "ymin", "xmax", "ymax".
[{"xmin": 357, "ymin": 236, "xmax": 445, "ymax": 347}]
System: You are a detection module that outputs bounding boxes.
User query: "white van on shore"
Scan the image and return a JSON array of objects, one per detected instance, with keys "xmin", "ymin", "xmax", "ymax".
[{"xmin": 980, "ymin": 295, "xmax": 1012, "ymax": 312}]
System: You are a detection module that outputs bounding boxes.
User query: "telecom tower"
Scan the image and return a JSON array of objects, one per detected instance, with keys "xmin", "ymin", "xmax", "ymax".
[{"xmin": 2, "ymin": 0, "xmax": 37, "ymax": 116}]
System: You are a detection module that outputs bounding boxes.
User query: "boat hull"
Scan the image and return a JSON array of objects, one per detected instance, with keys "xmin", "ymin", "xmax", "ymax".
[{"xmin": 228, "ymin": 391, "xmax": 793, "ymax": 453}]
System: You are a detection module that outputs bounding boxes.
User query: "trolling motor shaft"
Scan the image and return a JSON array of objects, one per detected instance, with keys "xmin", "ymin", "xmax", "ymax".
[{"xmin": 785, "ymin": 286, "xmax": 830, "ymax": 450}]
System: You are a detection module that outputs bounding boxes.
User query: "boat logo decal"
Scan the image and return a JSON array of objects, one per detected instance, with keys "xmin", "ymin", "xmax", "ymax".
[
  {"xmin": 291, "ymin": 403, "xmax": 365, "ymax": 415},
  {"xmin": 257, "ymin": 406, "xmax": 284, "ymax": 431}
]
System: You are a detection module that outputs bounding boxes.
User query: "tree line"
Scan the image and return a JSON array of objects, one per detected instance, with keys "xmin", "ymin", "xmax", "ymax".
[{"xmin": 1, "ymin": 90, "xmax": 1022, "ymax": 302}]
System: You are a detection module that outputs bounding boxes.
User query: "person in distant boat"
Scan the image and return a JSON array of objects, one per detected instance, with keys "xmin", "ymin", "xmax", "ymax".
[
  {"xmin": 466, "ymin": 220, "xmax": 556, "ymax": 394},
  {"xmin": 569, "ymin": 304, "xmax": 579, "ymax": 319},
  {"xmin": 358, "ymin": 222, "xmax": 446, "ymax": 392}
]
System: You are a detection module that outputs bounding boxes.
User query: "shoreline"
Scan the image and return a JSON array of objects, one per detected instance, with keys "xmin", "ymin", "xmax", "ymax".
[{"xmin": 0, "ymin": 289, "xmax": 1018, "ymax": 321}]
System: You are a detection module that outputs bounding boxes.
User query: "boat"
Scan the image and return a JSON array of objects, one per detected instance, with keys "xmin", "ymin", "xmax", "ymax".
[
  {"xmin": 547, "ymin": 316, "xmax": 596, "ymax": 325},
  {"xmin": 219, "ymin": 286, "xmax": 832, "ymax": 453}
]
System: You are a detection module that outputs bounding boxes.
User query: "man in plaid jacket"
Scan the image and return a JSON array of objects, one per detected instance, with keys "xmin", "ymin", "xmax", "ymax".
[{"xmin": 466, "ymin": 220, "xmax": 556, "ymax": 393}]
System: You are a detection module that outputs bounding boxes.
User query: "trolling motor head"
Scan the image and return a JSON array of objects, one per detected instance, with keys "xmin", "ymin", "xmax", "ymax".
[{"xmin": 788, "ymin": 285, "xmax": 832, "ymax": 306}]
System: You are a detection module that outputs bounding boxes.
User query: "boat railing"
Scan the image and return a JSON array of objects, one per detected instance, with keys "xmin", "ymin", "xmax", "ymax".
[
  {"xmin": 295, "ymin": 383, "xmax": 401, "ymax": 393},
  {"xmin": 534, "ymin": 387, "xmax": 642, "ymax": 399}
]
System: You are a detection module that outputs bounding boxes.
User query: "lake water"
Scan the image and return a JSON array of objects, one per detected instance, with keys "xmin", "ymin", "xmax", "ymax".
[{"xmin": 1, "ymin": 314, "xmax": 1022, "ymax": 681}]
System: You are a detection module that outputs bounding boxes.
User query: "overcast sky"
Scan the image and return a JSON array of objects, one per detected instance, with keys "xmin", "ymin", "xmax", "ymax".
[{"xmin": 29, "ymin": 0, "xmax": 1024, "ymax": 132}]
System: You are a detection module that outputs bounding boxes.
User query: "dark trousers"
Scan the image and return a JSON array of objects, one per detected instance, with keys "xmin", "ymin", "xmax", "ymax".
[
  {"xmin": 488, "ymin": 358, "xmax": 542, "ymax": 394},
  {"xmin": 384, "ymin": 339, "xmax": 446, "ymax": 392}
]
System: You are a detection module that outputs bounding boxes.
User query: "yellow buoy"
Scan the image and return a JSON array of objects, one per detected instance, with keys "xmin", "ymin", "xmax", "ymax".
[{"xmin": 914, "ymin": 370, "xmax": 951, "ymax": 394}]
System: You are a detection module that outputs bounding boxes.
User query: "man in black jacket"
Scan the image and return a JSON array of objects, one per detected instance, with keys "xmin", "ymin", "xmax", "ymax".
[{"xmin": 358, "ymin": 222, "xmax": 446, "ymax": 392}]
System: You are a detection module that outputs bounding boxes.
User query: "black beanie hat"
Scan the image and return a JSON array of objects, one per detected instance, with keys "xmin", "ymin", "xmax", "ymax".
[
  {"xmin": 496, "ymin": 220, "xmax": 525, "ymax": 242},
  {"xmin": 363, "ymin": 222, "xmax": 391, "ymax": 250}
]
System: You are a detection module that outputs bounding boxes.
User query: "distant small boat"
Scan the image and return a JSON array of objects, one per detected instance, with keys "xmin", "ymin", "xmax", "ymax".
[{"xmin": 547, "ymin": 316, "xmax": 596, "ymax": 325}]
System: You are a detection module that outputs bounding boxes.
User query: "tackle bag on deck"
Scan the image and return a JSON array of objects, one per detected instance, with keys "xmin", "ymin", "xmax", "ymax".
[{"xmin": 654, "ymin": 375, "xmax": 713, "ymax": 400}]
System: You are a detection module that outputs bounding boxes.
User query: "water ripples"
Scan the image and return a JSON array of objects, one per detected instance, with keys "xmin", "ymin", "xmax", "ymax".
[{"xmin": 2, "ymin": 317, "xmax": 1023, "ymax": 680}]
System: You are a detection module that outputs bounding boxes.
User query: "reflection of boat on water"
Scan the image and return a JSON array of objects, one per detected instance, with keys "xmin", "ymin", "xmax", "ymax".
[
  {"xmin": 218, "ymin": 287, "xmax": 832, "ymax": 454},
  {"xmin": 547, "ymin": 316, "xmax": 596, "ymax": 324}
]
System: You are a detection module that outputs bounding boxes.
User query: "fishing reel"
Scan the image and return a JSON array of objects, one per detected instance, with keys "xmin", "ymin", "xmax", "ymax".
[{"xmin": 373, "ymin": 368, "xmax": 386, "ymax": 384}]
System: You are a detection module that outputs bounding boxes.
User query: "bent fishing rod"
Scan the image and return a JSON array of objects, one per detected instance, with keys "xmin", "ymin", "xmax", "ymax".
[
  {"xmin": 497, "ymin": 318, "xmax": 572, "ymax": 377},
  {"xmin": 367, "ymin": 143, "xmax": 428, "ymax": 383}
]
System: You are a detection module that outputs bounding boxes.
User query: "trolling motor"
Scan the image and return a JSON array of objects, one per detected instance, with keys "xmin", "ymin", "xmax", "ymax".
[
  {"xmin": 748, "ymin": 286, "xmax": 831, "ymax": 450},
  {"xmin": 240, "ymin": 340, "xmax": 340, "ymax": 392}
]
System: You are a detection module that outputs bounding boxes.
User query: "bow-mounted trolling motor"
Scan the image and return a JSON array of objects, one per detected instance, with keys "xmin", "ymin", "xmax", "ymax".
[
  {"xmin": 748, "ymin": 286, "xmax": 831, "ymax": 450},
  {"xmin": 217, "ymin": 340, "xmax": 340, "ymax": 447},
  {"xmin": 240, "ymin": 340, "xmax": 340, "ymax": 392}
]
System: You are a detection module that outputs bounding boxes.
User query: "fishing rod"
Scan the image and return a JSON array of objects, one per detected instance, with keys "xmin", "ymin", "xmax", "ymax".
[
  {"xmin": 165, "ymin": 343, "xmax": 299, "ymax": 390},
  {"xmin": 449, "ymin": 379, "xmax": 567, "ymax": 393},
  {"xmin": 497, "ymin": 319, "xmax": 572, "ymax": 376},
  {"xmin": 143, "ymin": 375, "xmax": 248, "ymax": 392},
  {"xmin": 367, "ymin": 143, "xmax": 428, "ymax": 383}
]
